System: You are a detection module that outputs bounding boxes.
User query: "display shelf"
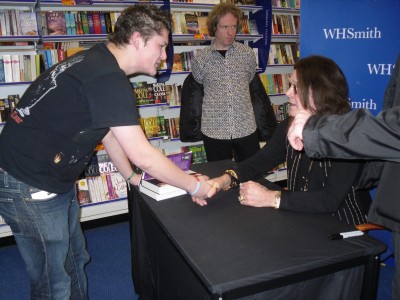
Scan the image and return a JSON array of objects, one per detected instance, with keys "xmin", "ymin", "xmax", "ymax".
[
  {"xmin": 38, "ymin": 0, "xmax": 147, "ymax": 11},
  {"xmin": 0, "ymin": 0, "xmax": 36, "ymax": 10},
  {"xmin": 41, "ymin": 34, "xmax": 108, "ymax": 42}
]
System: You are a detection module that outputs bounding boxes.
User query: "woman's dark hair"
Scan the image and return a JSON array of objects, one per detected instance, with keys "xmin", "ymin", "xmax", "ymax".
[
  {"xmin": 294, "ymin": 55, "xmax": 350, "ymax": 115},
  {"xmin": 207, "ymin": 2, "xmax": 242, "ymax": 37},
  {"xmin": 108, "ymin": 4, "xmax": 171, "ymax": 46}
]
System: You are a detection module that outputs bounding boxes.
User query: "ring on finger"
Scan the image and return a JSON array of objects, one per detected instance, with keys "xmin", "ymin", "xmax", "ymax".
[{"xmin": 238, "ymin": 194, "xmax": 244, "ymax": 202}]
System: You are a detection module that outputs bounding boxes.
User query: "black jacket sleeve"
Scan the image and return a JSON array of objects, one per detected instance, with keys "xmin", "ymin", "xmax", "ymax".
[
  {"xmin": 235, "ymin": 119, "xmax": 288, "ymax": 182},
  {"xmin": 249, "ymin": 74, "xmax": 278, "ymax": 141},
  {"xmin": 179, "ymin": 73, "xmax": 204, "ymax": 142},
  {"xmin": 303, "ymin": 108, "xmax": 400, "ymax": 162}
]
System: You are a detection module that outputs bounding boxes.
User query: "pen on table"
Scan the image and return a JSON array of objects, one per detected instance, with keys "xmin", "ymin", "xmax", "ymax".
[{"xmin": 328, "ymin": 230, "xmax": 364, "ymax": 240}]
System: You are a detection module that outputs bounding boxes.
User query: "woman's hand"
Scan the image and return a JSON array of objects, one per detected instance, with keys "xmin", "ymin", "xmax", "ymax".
[{"xmin": 239, "ymin": 181, "xmax": 276, "ymax": 207}]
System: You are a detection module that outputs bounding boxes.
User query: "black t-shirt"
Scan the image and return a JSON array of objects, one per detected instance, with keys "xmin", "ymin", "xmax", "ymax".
[{"xmin": 0, "ymin": 43, "xmax": 139, "ymax": 193}]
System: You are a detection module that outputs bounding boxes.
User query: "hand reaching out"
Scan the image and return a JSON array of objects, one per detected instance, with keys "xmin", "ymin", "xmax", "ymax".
[{"xmin": 287, "ymin": 110, "xmax": 312, "ymax": 151}]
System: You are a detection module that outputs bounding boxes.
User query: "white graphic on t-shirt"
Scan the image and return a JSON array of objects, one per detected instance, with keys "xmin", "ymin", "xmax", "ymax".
[{"xmin": 16, "ymin": 57, "xmax": 83, "ymax": 117}]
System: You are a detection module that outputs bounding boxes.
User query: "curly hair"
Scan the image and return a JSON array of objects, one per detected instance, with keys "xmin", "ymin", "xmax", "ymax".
[
  {"xmin": 294, "ymin": 55, "xmax": 350, "ymax": 116},
  {"xmin": 108, "ymin": 4, "xmax": 171, "ymax": 46},
  {"xmin": 206, "ymin": 2, "xmax": 242, "ymax": 37}
]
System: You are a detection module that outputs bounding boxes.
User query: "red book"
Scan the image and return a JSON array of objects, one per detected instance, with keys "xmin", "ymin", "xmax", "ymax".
[{"xmin": 92, "ymin": 12, "xmax": 102, "ymax": 34}]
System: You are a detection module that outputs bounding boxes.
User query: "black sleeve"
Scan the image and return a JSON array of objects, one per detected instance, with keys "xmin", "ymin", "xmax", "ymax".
[
  {"xmin": 249, "ymin": 74, "xmax": 277, "ymax": 141},
  {"xmin": 303, "ymin": 108, "xmax": 400, "ymax": 162},
  {"xmin": 235, "ymin": 119, "xmax": 288, "ymax": 182},
  {"xmin": 179, "ymin": 74, "xmax": 204, "ymax": 142}
]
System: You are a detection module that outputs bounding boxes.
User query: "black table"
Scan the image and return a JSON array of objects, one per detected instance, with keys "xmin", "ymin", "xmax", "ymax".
[{"xmin": 128, "ymin": 160, "xmax": 386, "ymax": 300}]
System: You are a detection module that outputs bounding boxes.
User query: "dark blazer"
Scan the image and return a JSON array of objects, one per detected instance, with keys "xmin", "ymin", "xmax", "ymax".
[{"xmin": 179, "ymin": 73, "xmax": 277, "ymax": 142}]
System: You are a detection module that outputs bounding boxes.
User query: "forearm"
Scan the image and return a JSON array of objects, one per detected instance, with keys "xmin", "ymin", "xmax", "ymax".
[
  {"xmin": 109, "ymin": 126, "xmax": 202, "ymax": 194},
  {"xmin": 304, "ymin": 108, "xmax": 400, "ymax": 162},
  {"xmin": 102, "ymin": 131, "xmax": 138, "ymax": 185}
]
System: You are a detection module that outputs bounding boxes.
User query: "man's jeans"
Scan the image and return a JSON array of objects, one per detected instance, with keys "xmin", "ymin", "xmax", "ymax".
[{"xmin": 0, "ymin": 170, "xmax": 90, "ymax": 300}]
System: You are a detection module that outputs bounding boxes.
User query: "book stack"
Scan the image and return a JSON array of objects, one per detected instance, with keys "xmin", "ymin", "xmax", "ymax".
[{"xmin": 139, "ymin": 152, "xmax": 194, "ymax": 201}]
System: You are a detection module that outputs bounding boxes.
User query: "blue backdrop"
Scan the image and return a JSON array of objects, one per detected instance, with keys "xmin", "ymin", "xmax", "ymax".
[
  {"xmin": 300, "ymin": 0, "xmax": 400, "ymax": 264},
  {"xmin": 300, "ymin": 0, "xmax": 400, "ymax": 116}
]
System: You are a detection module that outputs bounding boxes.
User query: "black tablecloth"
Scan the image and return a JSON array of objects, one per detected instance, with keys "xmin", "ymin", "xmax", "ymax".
[{"xmin": 129, "ymin": 160, "xmax": 386, "ymax": 299}]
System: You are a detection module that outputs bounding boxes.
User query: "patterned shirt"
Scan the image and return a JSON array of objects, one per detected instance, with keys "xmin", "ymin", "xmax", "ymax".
[{"xmin": 191, "ymin": 41, "xmax": 257, "ymax": 140}]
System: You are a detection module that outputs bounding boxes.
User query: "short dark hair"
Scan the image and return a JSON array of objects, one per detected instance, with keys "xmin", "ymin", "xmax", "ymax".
[
  {"xmin": 294, "ymin": 55, "xmax": 350, "ymax": 116},
  {"xmin": 207, "ymin": 3, "xmax": 242, "ymax": 37},
  {"xmin": 108, "ymin": 4, "xmax": 172, "ymax": 46}
]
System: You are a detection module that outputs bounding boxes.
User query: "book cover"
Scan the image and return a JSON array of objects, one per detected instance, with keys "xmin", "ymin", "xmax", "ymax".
[
  {"xmin": 143, "ymin": 152, "xmax": 193, "ymax": 180},
  {"xmin": 76, "ymin": 178, "xmax": 91, "ymax": 205},
  {"xmin": 73, "ymin": 11, "xmax": 83, "ymax": 35},
  {"xmin": 104, "ymin": 12, "xmax": 112, "ymax": 33},
  {"xmin": 184, "ymin": 13, "xmax": 199, "ymax": 34},
  {"xmin": 97, "ymin": 150, "xmax": 118, "ymax": 174},
  {"xmin": 110, "ymin": 172, "xmax": 127, "ymax": 199},
  {"xmin": 0, "ymin": 59, "xmax": 5, "ymax": 83},
  {"xmin": 11, "ymin": 54, "xmax": 20, "ymax": 82},
  {"xmin": 172, "ymin": 53, "xmax": 183, "ymax": 71},
  {"xmin": 81, "ymin": 11, "xmax": 89, "ymax": 34},
  {"xmin": 87, "ymin": 176, "xmax": 100, "ymax": 203},
  {"xmin": 157, "ymin": 116, "xmax": 167, "ymax": 137},
  {"xmin": 165, "ymin": 83, "xmax": 179, "ymax": 107},
  {"xmin": 92, "ymin": 11, "xmax": 102, "ymax": 34},
  {"xmin": 99, "ymin": 12, "xmax": 106, "ymax": 34},
  {"xmin": 152, "ymin": 82, "xmax": 167, "ymax": 104},
  {"xmin": 87, "ymin": 12, "xmax": 94, "ymax": 34},
  {"xmin": 46, "ymin": 11, "xmax": 67, "ymax": 35},
  {"xmin": 197, "ymin": 16, "xmax": 209, "ymax": 35},
  {"xmin": 132, "ymin": 81, "xmax": 150, "ymax": 105},
  {"xmin": 19, "ymin": 11, "xmax": 38, "ymax": 36},
  {"xmin": 143, "ymin": 116, "xmax": 160, "ymax": 138}
]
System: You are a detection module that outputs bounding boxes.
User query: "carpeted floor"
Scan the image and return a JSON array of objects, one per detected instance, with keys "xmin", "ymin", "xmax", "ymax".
[{"xmin": 0, "ymin": 220, "xmax": 394, "ymax": 299}]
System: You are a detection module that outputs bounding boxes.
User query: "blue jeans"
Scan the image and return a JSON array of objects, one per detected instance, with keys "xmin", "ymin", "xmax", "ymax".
[{"xmin": 0, "ymin": 170, "xmax": 90, "ymax": 300}]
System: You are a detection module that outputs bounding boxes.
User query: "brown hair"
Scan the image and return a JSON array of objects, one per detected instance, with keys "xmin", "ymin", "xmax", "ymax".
[
  {"xmin": 108, "ymin": 4, "xmax": 171, "ymax": 46},
  {"xmin": 294, "ymin": 55, "xmax": 350, "ymax": 116},
  {"xmin": 207, "ymin": 3, "xmax": 242, "ymax": 37}
]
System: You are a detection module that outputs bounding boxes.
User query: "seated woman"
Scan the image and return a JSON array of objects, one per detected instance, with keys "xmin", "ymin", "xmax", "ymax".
[{"xmin": 207, "ymin": 55, "xmax": 371, "ymax": 226}]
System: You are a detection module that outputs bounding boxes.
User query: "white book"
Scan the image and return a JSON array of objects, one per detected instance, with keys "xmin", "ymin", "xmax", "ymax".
[
  {"xmin": 139, "ymin": 184, "xmax": 187, "ymax": 201},
  {"xmin": 11, "ymin": 54, "xmax": 20, "ymax": 82},
  {"xmin": 140, "ymin": 170, "xmax": 194, "ymax": 195},
  {"xmin": 2, "ymin": 55, "xmax": 13, "ymax": 82}
]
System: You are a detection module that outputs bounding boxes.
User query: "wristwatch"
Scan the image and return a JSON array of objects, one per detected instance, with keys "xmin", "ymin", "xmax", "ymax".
[
  {"xmin": 274, "ymin": 190, "xmax": 282, "ymax": 209},
  {"xmin": 223, "ymin": 169, "xmax": 240, "ymax": 190}
]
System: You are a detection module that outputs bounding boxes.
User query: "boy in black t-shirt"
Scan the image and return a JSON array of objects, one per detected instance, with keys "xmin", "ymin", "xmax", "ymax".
[{"xmin": 0, "ymin": 5, "xmax": 212, "ymax": 299}]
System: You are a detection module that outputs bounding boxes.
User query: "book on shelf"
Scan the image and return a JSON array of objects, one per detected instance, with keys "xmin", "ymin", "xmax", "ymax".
[
  {"xmin": 11, "ymin": 55, "xmax": 20, "ymax": 82},
  {"xmin": 77, "ymin": 178, "xmax": 91, "ymax": 205},
  {"xmin": 166, "ymin": 83, "xmax": 181, "ymax": 107},
  {"xmin": 185, "ymin": 13, "xmax": 199, "ymax": 34},
  {"xmin": 0, "ymin": 59, "xmax": 4, "ymax": 83},
  {"xmin": 142, "ymin": 116, "xmax": 160, "ymax": 138},
  {"xmin": 97, "ymin": 149, "xmax": 127, "ymax": 200},
  {"xmin": 19, "ymin": 11, "xmax": 38, "ymax": 36},
  {"xmin": 197, "ymin": 16, "xmax": 208, "ymax": 35},
  {"xmin": 92, "ymin": 11, "xmax": 102, "ymax": 34},
  {"xmin": 46, "ymin": 11, "xmax": 67, "ymax": 36},
  {"xmin": 139, "ymin": 152, "xmax": 194, "ymax": 200},
  {"xmin": 133, "ymin": 81, "xmax": 151, "ymax": 105},
  {"xmin": 151, "ymin": 82, "xmax": 167, "ymax": 104}
]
